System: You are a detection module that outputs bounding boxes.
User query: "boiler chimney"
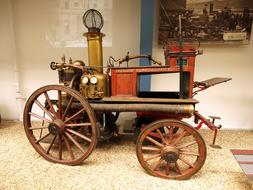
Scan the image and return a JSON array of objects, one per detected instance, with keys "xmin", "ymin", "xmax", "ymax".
[{"xmin": 83, "ymin": 9, "xmax": 104, "ymax": 73}]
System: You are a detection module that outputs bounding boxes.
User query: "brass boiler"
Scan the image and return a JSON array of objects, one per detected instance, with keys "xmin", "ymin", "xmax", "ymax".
[{"xmin": 80, "ymin": 31, "xmax": 109, "ymax": 99}]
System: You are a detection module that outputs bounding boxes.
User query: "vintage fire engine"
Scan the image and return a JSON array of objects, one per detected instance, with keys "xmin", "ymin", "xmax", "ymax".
[{"xmin": 23, "ymin": 9, "xmax": 231, "ymax": 180}]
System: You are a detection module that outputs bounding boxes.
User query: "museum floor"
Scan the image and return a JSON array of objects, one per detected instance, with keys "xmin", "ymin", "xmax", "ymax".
[{"xmin": 0, "ymin": 121, "xmax": 252, "ymax": 190}]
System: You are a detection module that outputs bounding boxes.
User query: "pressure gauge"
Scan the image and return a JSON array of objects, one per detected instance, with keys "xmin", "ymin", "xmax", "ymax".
[
  {"xmin": 82, "ymin": 76, "xmax": 89, "ymax": 84},
  {"xmin": 90, "ymin": 76, "xmax": 98, "ymax": 84}
]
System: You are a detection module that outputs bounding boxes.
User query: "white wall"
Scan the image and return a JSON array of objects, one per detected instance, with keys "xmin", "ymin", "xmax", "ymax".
[
  {"xmin": 0, "ymin": 0, "xmax": 140, "ymax": 120},
  {"xmin": 14, "ymin": 0, "xmax": 140, "ymax": 95},
  {"xmin": 0, "ymin": 0, "xmax": 19, "ymax": 120},
  {"xmin": 151, "ymin": 2, "xmax": 253, "ymax": 130}
]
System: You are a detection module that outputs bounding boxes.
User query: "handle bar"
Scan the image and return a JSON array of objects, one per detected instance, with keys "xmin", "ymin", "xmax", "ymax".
[{"xmin": 119, "ymin": 54, "xmax": 162, "ymax": 66}]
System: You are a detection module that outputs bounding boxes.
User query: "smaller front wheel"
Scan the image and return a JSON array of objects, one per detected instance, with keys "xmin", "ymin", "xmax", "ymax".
[{"xmin": 136, "ymin": 119, "xmax": 206, "ymax": 180}]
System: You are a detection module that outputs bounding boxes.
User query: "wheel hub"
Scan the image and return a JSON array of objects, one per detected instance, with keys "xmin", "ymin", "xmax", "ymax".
[
  {"xmin": 161, "ymin": 146, "xmax": 179, "ymax": 163},
  {"xmin": 48, "ymin": 119, "xmax": 65, "ymax": 135}
]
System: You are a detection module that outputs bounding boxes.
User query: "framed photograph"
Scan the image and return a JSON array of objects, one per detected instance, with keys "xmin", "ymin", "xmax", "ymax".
[
  {"xmin": 44, "ymin": 0, "xmax": 112, "ymax": 48},
  {"xmin": 159, "ymin": 0, "xmax": 253, "ymax": 45}
]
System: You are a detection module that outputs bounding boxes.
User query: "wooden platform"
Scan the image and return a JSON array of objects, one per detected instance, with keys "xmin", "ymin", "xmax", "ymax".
[{"xmin": 195, "ymin": 77, "xmax": 232, "ymax": 88}]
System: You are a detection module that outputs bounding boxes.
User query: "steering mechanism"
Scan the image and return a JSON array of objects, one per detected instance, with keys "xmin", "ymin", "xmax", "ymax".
[
  {"xmin": 50, "ymin": 61, "xmax": 57, "ymax": 70},
  {"xmin": 50, "ymin": 56, "xmax": 86, "ymax": 72}
]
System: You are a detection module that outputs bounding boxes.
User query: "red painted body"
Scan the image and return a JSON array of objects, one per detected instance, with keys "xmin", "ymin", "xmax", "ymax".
[
  {"xmin": 111, "ymin": 45, "xmax": 197, "ymax": 98},
  {"xmin": 111, "ymin": 45, "xmax": 198, "ymax": 120}
]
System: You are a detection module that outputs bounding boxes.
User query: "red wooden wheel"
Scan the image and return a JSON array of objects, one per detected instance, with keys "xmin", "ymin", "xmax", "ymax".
[
  {"xmin": 136, "ymin": 119, "xmax": 206, "ymax": 180},
  {"xmin": 23, "ymin": 85, "xmax": 97, "ymax": 165}
]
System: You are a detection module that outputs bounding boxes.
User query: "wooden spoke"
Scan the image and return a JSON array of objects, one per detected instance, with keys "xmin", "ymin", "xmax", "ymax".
[
  {"xmin": 65, "ymin": 132, "xmax": 86, "ymax": 154},
  {"xmin": 58, "ymin": 135, "xmax": 62, "ymax": 160},
  {"xmin": 146, "ymin": 136, "xmax": 164, "ymax": 148},
  {"xmin": 65, "ymin": 123, "xmax": 91, "ymax": 127},
  {"xmin": 66, "ymin": 128, "xmax": 91, "ymax": 143},
  {"xmin": 172, "ymin": 130, "xmax": 187, "ymax": 146},
  {"xmin": 177, "ymin": 141, "xmax": 197, "ymax": 149},
  {"xmin": 169, "ymin": 126, "xmax": 174, "ymax": 144},
  {"xmin": 64, "ymin": 108, "xmax": 85, "ymax": 124},
  {"xmin": 35, "ymin": 133, "xmax": 51, "ymax": 144},
  {"xmin": 144, "ymin": 154, "xmax": 161, "ymax": 162},
  {"xmin": 58, "ymin": 90, "xmax": 62, "ymax": 118},
  {"xmin": 165, "ymin": 162, "xmax": 170, "ymax": 175},
  {"xmin": 29, "ymin": 126, "xmax": 48, "ymax": 130},
  {"xmin": 175, "ymin": 162, "xmax": 182, "ymax": 175},
  {"xmin": 179, "ymin": 151, "xmax": 200, "ymax": 157},
  {"xmin": 39, "ymin": 128, "xmax": 43, "ymax": 138},
  {"xmin": 34, "ymin": 100, "xmax": 54, "ymax": 120},
  {"xmin": 46, "ymin": 135, "xmax": 57, "ymax": 154},
  {"xmin": 40, "ymin": 112, "xmax": 46, "ymax": 138},
  {"xmin": 42, "ymin": 111, "xmax": 45, "ymax": 127},
  {"xmin": 156, "ymin": 129, "xmax": 168, "ymax": 145},
  {"xmin": 142, "ymin": 146, "xmax": 161, "ymax": 153},
  {"xmin": 62, "ymin": 96, "xmax": 74, "ymax": 120},
  {"xmin": 179, "ymin": 157, "xmax": 194, "ymax": 168},
  {"xmin": 153, "ymin": 159, "xmax": 163, "ymax": 171},
  {"xmin": 63, "ymin": 136, "xmax": 75, "ymax": 160},
  {"xmin": 29, "ymin": 112, "xmax": 51, "ymax": 123},
  {"xmin": 44, "ymin": 92, "xmax": 57, "ymax": 117}
]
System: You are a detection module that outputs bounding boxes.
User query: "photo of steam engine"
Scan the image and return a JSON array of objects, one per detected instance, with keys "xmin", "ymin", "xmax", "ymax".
[{"xmin": 159, "ymin": 0, "xmax": 253, "ymax": 45}]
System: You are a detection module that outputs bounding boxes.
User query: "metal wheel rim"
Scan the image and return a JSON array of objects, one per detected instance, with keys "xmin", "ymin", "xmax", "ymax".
[
  {"xmin": 23, "ymin": 85, "xmax": 97, "ymax": 165},
  {"xmin": 136, "ymin": 119, "xmax": 206, "ymax": 180}
]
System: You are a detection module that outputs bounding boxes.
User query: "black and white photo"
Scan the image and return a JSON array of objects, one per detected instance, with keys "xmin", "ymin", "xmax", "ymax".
[{"xmin": 159, "ymin": 0, "xmax": 253, "ymax": 44}]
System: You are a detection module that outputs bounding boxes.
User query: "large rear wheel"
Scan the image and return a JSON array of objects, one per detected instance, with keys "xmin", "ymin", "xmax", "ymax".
[
  {"xmin": 136, "ymin": 119, "xmax": 206, "ymax": 180},
  {"xmin": 23, "ymin": 85, "xmax": 97, "ymax": 165}
]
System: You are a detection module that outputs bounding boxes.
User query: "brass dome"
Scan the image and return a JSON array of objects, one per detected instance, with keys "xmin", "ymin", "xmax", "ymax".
[{"xmin": 73, "ymin": 60, "xmax": 85, "ymax": 67}]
